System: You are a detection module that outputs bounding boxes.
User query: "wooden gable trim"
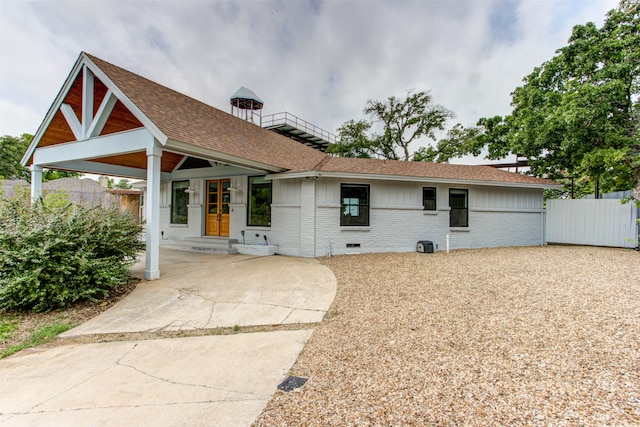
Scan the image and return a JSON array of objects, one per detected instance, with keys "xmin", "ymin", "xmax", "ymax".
[
  {"xmin": 83, "ymin": 55, "xmax": 167, "ymax": 145},
  {"xmin": 21, "ymin": 55, "xmax": 85, "ymax": 166},
  {"xmin": 21, "ymin": 52, "xmax": 168, "ymax": 167}
]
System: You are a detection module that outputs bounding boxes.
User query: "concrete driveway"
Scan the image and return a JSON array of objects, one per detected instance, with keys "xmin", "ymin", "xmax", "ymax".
[{"xmin": 0, "ymin": 249, "xmax": 337, "ymax": 427}]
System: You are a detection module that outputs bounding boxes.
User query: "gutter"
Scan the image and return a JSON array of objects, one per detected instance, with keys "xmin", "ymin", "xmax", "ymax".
[
  {"xmin": 266, "ymin": 170, "xmax": 563, "ymax": 190},
  {"xmin": 166, "ymin": 139, "xmax": 287, "ymax": 173}
]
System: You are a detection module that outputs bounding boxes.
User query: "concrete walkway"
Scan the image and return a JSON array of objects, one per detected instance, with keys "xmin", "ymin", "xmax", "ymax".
[{"xmin": 0, "ymin": 249, "xmax": 337, "ymax": 427}]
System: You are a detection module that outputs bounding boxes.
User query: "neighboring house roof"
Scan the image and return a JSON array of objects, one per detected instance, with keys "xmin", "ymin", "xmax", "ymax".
[
  {"xmin": 2, "ymin": 179, "xmax": 29, "ymax": 188},
  {"xmin": 107, "ymin": 188, "xmax": 143, "ymax": 195},
  {"xmin": 42, "ymin": 177, "xmax": 107, "ymax": 192},
  {"xmin": 1, "ymin": 179, "xmax": 29, "ymax": 197}
]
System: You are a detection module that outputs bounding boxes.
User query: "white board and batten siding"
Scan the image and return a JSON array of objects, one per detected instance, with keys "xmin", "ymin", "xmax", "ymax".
[{"xmin": 546, "ymin": 199, "xmax": 638, "ymax": 249}]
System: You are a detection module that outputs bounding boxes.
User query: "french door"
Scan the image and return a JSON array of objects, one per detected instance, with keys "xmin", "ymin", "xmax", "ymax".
[{"xmin": 205, "ymin": 179, "xmax": 230, "ymax": 237}]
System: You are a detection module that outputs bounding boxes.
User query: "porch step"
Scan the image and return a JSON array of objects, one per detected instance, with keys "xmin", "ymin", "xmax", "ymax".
[{"xmin": 160, "ymin": 237, "xmax": 239, "ymax": 254}]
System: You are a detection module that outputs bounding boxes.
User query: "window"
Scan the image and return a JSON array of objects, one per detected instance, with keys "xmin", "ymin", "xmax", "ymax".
[
  {"xmin": 423, "ymin": 187, "xmax": 436, "ymax": 210},
  {"xmin": 449, "ymin": 188, "xmax": 468, "ymax": 227},
  {"xmin": 171, "ymin": 181, "xmax": 189, "ymax": 224},
  {"xmin": 248, "ymin": 176, "xmax": 272, "ymax": 226},
  {"xmin": 341, "ymin": 184, "xmax": 369, "ymax": 226}
]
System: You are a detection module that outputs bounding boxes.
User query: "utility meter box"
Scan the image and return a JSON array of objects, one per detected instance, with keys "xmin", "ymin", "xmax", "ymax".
[{"xmin": 416, "ymin": 240, "xmax": 434, "ymax": 253}]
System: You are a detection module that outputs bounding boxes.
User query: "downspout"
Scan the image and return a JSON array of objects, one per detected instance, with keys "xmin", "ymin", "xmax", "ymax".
[{"xmin": 541, "ymin": 208, "xmax": 545, "ymax": 246}]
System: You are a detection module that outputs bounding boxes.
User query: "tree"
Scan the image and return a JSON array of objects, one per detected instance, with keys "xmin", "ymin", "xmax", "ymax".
[
  {"xmin": 328, "ymin": 120, "xmax": 377, "ymax": 159},
  {"xmin": 99, "ymin": 176, "xmax": 133, "ymax": 189},
  {"xmin": 474, "ymin": 1, "xmax": 640, "ymax": 199},
  {"xmin": 113, "ymin": 179, "xmax": 133, "ymax": 190},
  {"xmin": 0, "ymin": 134, "xmax": 32, "ymax": 180},
  {"xmin": 0, "ymin": 133, "xmax": 81, "ymax": 182},
  {"xmin": 413, "ymin": 123, "xmax": 483, "ymax": 163},
  {"xmin": 327, "ymin": 90, "xmax": 455, "ymax": 161},
  {"xmin": 42, "ymin": 170, "xmax": 81, "ymax": 182}
]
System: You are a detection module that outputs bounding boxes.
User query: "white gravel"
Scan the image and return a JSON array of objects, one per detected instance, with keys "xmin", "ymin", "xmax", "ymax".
[{"xmin": 254, "ymin": 246, "xmax": 640, "ymax": 426}]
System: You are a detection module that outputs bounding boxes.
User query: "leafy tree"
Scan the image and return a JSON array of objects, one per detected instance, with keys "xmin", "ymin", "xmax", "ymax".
[
  {"xmin": 42, "ymin": 170, "xmax": 81, "ymax": 182},
  {"xmin": 98, "ymin": 176, "xmax": 133, "ymax": 189},
  {"xmin": 473, "ymin": 1, "xmax": 640, "ymax": 199},
  {"xmin": 328, "ymin": 120, "xmax": 377, "ymax": 159},
  {"xmin": 413, "ymin": 123, "xmax": 483, "ymax": 163},
  {"xmin": 113, "ymin": 179, "xmax": 133, "ymax": 190},
  {"xmin": 0, "ymin": 133, "xmax": 81, "ymax": 182},
  {"xmin": 0, "ymin": 134, "xmax": 31, "ymax": 180},
  {"xmin": 327, "ymin": 90, "xmax": 455, "ymax": 161}
]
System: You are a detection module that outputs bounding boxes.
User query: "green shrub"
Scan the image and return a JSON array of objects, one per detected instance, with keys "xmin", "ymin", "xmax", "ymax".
[{"xmin": 0, "ymin": 192, "xmax": 145, "ymax": 312}]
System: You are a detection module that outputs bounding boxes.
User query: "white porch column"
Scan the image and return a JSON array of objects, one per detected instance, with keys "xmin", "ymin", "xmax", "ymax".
[
  {"xmin": 145, "ymin": 146, "xmax": 162, "ymax": 280},
  {"xmin": 30, "ymin": 165, "xmax": 43, "ymax": 203}
]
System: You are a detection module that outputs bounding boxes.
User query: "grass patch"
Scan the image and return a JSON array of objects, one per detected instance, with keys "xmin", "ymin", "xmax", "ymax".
[
  {"xmin": 0, "ymin": 317, "xmax": 18, "ymax": 341},
  {"xmin": 1, "ymin": 322, "xmax": 73, "ymax": 358}
]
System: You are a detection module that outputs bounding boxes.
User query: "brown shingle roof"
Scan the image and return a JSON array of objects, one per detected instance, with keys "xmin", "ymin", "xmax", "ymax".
[
  {"xmin": 85, "ymin": 53, "xmax": 326, "ymax": 172},
  {"xmin": 84, "ymin": 53, "xmax": 558, "ymax": 188},
  {"xmin": 309, "ymin": 157, "xmax": 558, "ymax": 186}
]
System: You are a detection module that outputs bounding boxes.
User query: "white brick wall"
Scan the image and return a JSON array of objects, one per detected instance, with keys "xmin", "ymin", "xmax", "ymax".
[{"xmin": 158, "ymin": 174, "xmax": 545, "ymax": 257}]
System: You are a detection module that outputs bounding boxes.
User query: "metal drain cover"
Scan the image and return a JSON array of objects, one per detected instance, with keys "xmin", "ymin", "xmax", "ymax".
[{"xmin": 277, "ymin": 376, "xmax": 308, "ymax": 392}]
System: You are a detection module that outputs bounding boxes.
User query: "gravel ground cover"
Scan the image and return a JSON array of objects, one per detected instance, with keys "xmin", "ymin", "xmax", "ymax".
[{"xmin": 254, "ymin": 246, "xmax": 640, "ymax": 426}]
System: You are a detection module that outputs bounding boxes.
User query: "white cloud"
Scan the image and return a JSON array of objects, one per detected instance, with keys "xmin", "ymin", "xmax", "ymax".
[{"xmin": 0, "ymin": 0, "xmax": 620, "ymax": 161}]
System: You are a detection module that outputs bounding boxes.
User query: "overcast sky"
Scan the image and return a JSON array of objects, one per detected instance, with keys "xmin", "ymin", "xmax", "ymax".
[{"xmin": 0, "ymin": 0, "xmax": 619, "ymax": 163}]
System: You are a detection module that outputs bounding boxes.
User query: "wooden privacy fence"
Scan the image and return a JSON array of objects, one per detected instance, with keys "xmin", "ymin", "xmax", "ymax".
[
  {"xmin": 546, "ymin": 198, "xmax": 639, "ymax": 249},
  {"xmin": 2, "ymin": 179, "xmax": 142, "ymax": 221}
]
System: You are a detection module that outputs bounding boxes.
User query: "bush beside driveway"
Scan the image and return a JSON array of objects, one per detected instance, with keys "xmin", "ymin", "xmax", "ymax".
[{"xmin": 255, "ymin": 246, "xmax": 640, "ymax": 426}]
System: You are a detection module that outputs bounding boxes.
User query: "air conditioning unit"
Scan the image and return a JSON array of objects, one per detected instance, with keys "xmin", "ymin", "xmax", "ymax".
[{"xmin": 416, "ymin": 240, "xmax": 434, "ymax": 253}]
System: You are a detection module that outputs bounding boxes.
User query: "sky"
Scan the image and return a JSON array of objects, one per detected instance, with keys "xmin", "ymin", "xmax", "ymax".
[{"xmin": 0, "ymin": 0, "xmax": 620, "ymax": 165}]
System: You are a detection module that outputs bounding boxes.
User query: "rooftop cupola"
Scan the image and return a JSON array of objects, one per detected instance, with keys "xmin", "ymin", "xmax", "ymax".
[{"xmin": 230, "ymin": 86, "xmax": 264, "ymax": 123}]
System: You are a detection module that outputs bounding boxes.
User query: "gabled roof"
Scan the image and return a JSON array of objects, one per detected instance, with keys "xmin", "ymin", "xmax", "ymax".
[
  {"xmin": 84, "ymin": 54, "xmax": 326, "ymax": 172},
  {"xmin": 23, "ymin": 52, "xmax": 326, "ymax": 173}
]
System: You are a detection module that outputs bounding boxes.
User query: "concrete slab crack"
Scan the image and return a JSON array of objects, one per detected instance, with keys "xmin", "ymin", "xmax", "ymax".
[
  {"xmin": 280, "ymin": 309, "xmax": 295, "ymax": 325},
  {"xmin": 19, "ymin": 344, "xmax": 139, "ymax": 415},
  {"xmin": 205, "ymin": 300, "xmax": 217, "ymax": 329},
  {"xmin": 7, "ymin": 397, "xmax": 268, "ymax": 416},
  {"xmin": 116, "ymin": 358, "xmax": 267, "ymax": 398},
  {"xmin": 226, "ymin": 300, "xmax": 327, "ymax": 313}
]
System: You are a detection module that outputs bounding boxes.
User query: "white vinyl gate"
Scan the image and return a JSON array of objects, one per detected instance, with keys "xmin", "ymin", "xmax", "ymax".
[{"xmin": 546, "ymin": 199, "xmax": 639, "ymax": 248}]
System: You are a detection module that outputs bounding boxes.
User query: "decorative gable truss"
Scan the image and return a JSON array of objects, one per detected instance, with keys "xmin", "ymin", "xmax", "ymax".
[
  {"xmin": 22, "ymin": 55, "xmax": 171, "ymax": 180},
  {"xmin": 60, "ymin": 65, "xmax": 118, "ymax": 141}
]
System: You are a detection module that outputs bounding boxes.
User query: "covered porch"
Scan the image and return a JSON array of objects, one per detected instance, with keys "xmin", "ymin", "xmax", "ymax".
[{"xmin": 21, "ymin": 54, "xmax": 290, "ymax": 280}]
